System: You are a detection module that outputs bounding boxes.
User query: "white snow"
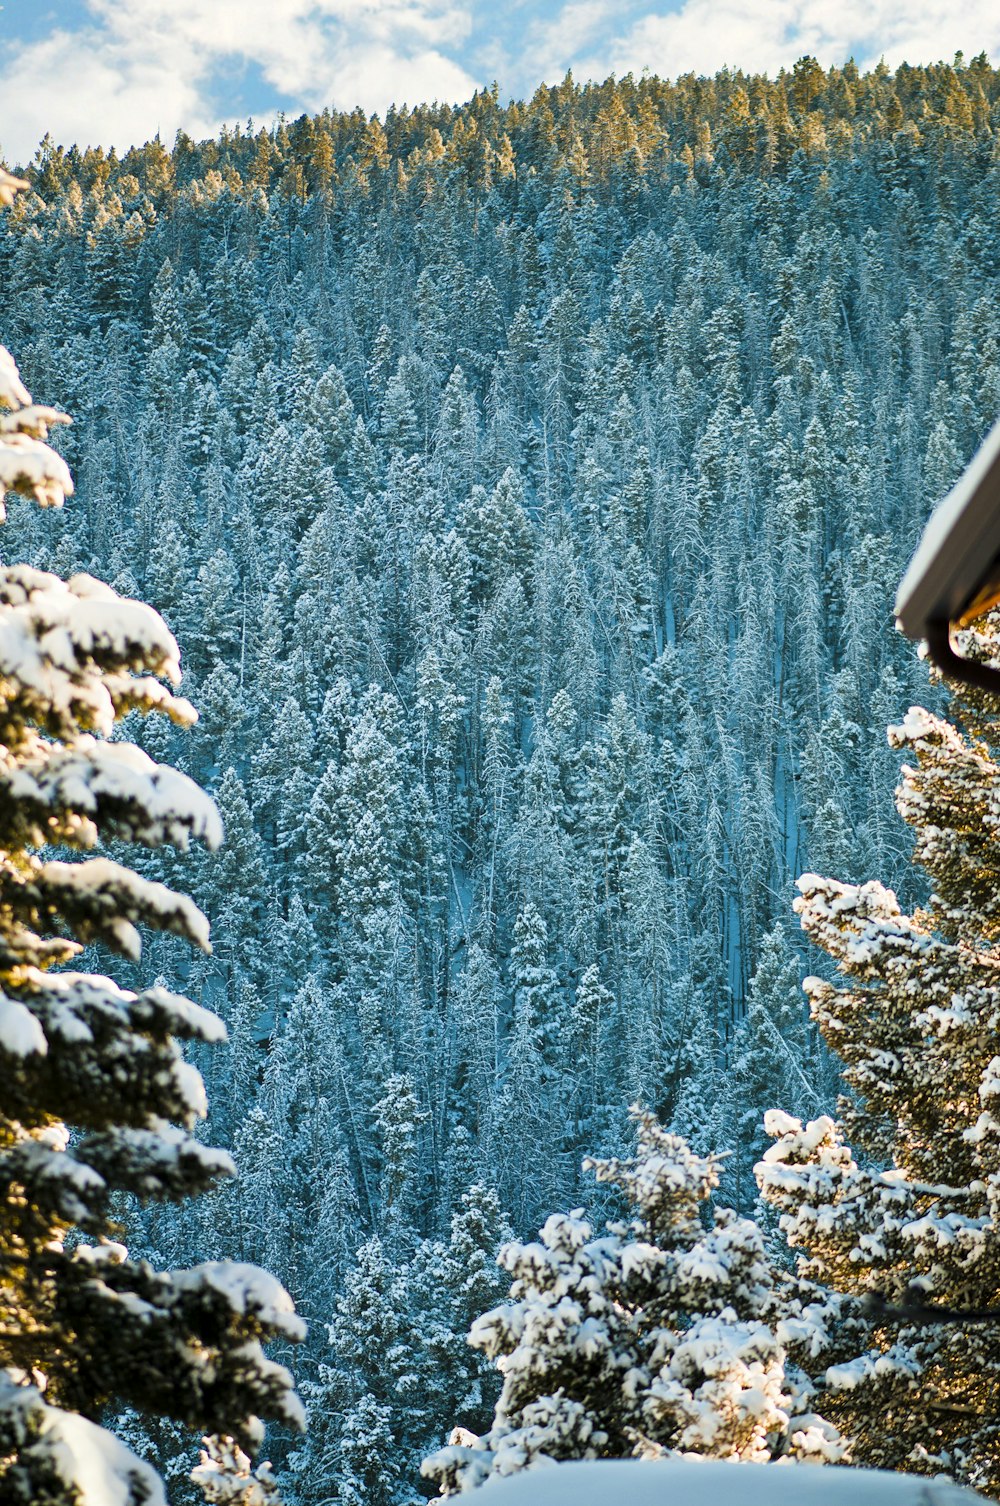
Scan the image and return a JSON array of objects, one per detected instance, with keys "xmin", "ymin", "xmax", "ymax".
[
  {"xmin": 40, "ymin": 856, "xmax": 213, "ymax": 955},
  {"xmin": 0, "ymin": 1371, "xmax": 166, "ymax": 1506},
  {"xmin": 888, "ymin": 707, "xmax": 942, "ymax": 744},
  {"xmin": 0, "ymin": 432, "xmax": 73, "ymax": 507},
  {"xmin": 0, "ymin": 566, "xmax": 194, "ymax": 740},
  {"xmin": 45, "ymin": 1406, "xmax": 167, "ymax": 1506},
  {"xmin": 471, "ymin": 1458, "xmax": 987, "ymax": 1506},
  {"xmin": 0, "ymin": 343, "xmax": 74, "ymax": 512},
  {"xmin": 4, "ymin": 735, "xmax": 222, "ymax": 850},
  {"xmin": 0, "ymin": 991, "xmax": 47, "ymax": 1055},
  {"xmin": 172, "ymin": 1262, "xmax": 308, "ymax": 1343},
  {"xmin": 0, "ymin": 344, "xmax": 32, "ymax": 404},
  {"xmin": 0, "ymin": 402, "xmax": 68, "ymax": 439},
  {"xmin": 191, "ymin": 1437, "xmax": 281, "ymax": 1505}
]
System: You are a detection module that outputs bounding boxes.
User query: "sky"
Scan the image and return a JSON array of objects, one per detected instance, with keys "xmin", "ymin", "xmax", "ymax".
[{"xmin": 0, "ymin": 0, "xmax": 998, "ymax": 166}]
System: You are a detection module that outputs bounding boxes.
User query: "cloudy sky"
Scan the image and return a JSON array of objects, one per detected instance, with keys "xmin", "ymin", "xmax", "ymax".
[{"xmin": 1, "ymin": 0, "xmax": 997, "ymax": 166}]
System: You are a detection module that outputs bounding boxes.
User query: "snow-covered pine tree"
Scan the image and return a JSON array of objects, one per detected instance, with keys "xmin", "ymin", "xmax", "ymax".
[
  {"xmin": 758, "ymin": 634, "xmax": 1000, "ymax": 1493},
  {"xmin": 0, "ymin": 216, "xmax": 303, "ymax": 1505},
  {"xmin": 423, "ymin": 1108, "xmax": 840, "ymax": 1493},
  {"xmin": 726, "ymin": 924, "xmax": 822, "ymax": 1211}
]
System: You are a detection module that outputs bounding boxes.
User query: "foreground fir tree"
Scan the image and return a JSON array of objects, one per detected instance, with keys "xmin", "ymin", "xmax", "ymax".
[
  {"xmin": 424, "ymin": 1110, "xmax": 841, "ymax": 1493},
  {"xmin": 0, "ymin": 178, "xmax": 303, "ymax": 1505},
  {"xmin": 758, "ymin": 633, "xmax": 1000, "ymax": 1494}
]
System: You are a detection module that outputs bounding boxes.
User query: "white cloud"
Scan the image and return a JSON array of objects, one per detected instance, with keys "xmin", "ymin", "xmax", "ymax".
[
  {"xmin": 0, "ymin": 0, "xmax": 478, "ymax": 164},
  {"xmin": 520, "ymin": 0, "xmax": 622, "ymax": 83},
  {"xmin": 570, "ymin": 0, "xmax": 1000, "ymax": 83},
  {"xmin": 325, "ymin": 45, "xmax": 478, "ymax": 113},
  {"xmin": 0, "ymin": 25, "xmax": 215, "ymax": 162},
  {"xmin": 1, "ymin": 0, "xmax": 997, "ymax": 166}
]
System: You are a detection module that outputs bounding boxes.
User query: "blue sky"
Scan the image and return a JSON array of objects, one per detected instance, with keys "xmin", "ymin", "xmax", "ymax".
[{"xmin": 1, "ymin": 0, "xmax": 997, "ymax": 166}]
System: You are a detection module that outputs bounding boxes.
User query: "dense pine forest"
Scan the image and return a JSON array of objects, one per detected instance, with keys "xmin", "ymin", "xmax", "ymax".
[{"xmin": 3, "ymin": 55, "xmax": 1000, "ymax": 1500}]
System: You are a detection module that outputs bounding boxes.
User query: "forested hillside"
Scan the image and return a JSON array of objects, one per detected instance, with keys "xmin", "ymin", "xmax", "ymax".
[{"xmin": 2, "ymin": 56, "xmax": 1000, "ymax": 1499}]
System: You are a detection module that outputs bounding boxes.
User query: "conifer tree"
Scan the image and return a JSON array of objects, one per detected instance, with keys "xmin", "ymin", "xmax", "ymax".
[
  {"xmin": 758, "ymin": 633, "xmax": 1000, "ymax": 1494},
  {"xmin": 425, "ymin": 1110, "xmax": 840, "ymax": 1493},
  {"xmin": 5, "ymin": 65, "xmax": 999, "ymax": 1502},
  {"xmin": 727, "ymin": 924, "xmax": 820, "ymax": 1210},
  {"xmin": 0, "ymin": 209, "xmax": 302, "ymax": 1505}
]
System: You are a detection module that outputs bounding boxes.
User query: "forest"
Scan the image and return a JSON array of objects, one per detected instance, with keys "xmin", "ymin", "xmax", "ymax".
[{"xmin": 3, "ymin": 53, "xmax": 1000, "ymax": 1502}]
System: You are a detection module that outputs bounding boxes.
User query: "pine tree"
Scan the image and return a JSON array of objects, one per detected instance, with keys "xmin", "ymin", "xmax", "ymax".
[
  {"xmin": 573, "ymin": 963, "xmax": 613, "ymax": 1129},
  {"xmin": 191, "ymin": 1435, "xmax": 283, "ymax": 1506},
  {"xmin": 316, "ymin": 1238, "xmax": 417, "ymax": 1506},
  {"xmin": 424, "ymin": 1109, "xmax": 840, "ymax": 1493},
  {"xmin": 493, "ymin": 903, "xmax": 573, "ymax": 1227},
  {"xmin": 0, "ymin": 281, "xmax": 302, "ymax": 1500},
  {"xmin": 509, "ymin": 902, "xmax": 565, "ymax": 1070},
  {"xmin": 201, "ymin": 768, "xmax": 269, "ymax": 969},
  {"xmin": 758, "ymin": 635, "xmax": 1000, "ymax": 1494},
  {"xmin": 374, "ymin": 1071, "xmax": 427, "ymax": 1238},
  {"xmin": 727, "ymin": 924, "xmax": 820, "ymax": 1211}
]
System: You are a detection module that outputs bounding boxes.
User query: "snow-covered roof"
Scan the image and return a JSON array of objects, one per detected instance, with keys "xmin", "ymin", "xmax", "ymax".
[
  {"xmin": 476, "ymin": 1459, "xmax": 986, "ymax": 1506},
  {"xmin": 895, "ymin": 414, "xmax": 1000, "ymax": 639}
]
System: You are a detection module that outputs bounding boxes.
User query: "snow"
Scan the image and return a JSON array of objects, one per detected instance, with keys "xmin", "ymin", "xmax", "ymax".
[
  {"xmin": 33, "ymin": 969, "xmax": 225, "ymax": 1041},
  {"xmin": 40, "ymin": 856, "xmax": 212, "ymax": 955},
  {"xmin": 4, "ymin": 969, "xmax": 225, "ymax": 1061},
  {"xmin": 45, "ymin": 1408, "xmax": 167, "ymax": 1506},
  {"xmin": 430, "ymin": 1112, "xmax": 845, "ymax": 1497},
  {"xmin": 793, "ymin": 876, "xmax": 934, "ymax": 971},
  {"xmin": 131, "ymin": 984, "xmax": 227, "ymax": 1043},
  {"xmin": 173, "ymin": 1057, "xmax": 210, "ymax": 1118},
  {"xmin": 0, "ymin": 1371, "xmax": 166, "ymax": 1506},
  {"xmin": 0, "ymin": 566, "xmax": 194, "ymax": 739},
  {"xmin": 471, "ymin": 1458, "xmax": 987, "ymax": 1506},
  {"xmin": 74, "ymin": 1240, "xmax": 129, "ymax": 1265},
  {"xmin": 888, "ymin": 707, "xmax": 942, "ymax": 744},
  {"xmin": 191, "ymin": 1437, "xmax": 281, "ymax": 1505},
  {"xmin": 0, "ymin": 990, "xmax": 47, "ymax": 1055},
  {"xmin": 0, "ymin": 347, "xmax": 32, "ymax": 410},
  {"xmin": 4, "ymin": 735, "xmax": 222, "ymax": 850},
  {"xmin": 759, "ymin": 1114, "xmax": 840, "ymax": 1167},
  {"xmin": 68, "ymin": 576, "xmax": 182, "ymax": 680},
  {"xmin": 9, "ymin": 1136, "xmax": 106, "ymax": 1223},
  {"xmin": 0, "ymin": 432, "xmax": 74, "ymax": 508},
  {"xmin": 74, "ymin": 1124, "xmax": 235, "ymax": 1198},
  {"xmin": 0, "ymin": 402, "xmax": 69, "ymax": 439},
  {"xmin": 825, "ymin": 1348, "xmax": 922, "ymax": 1393},
  {"xmin": 171, "ymin": 1261, "xmax": 308, "ymax": 1343},
  {"xmin": 978, "ymin": 1056, "xmax": 1000, "ymax": 1102},
  {"xmin": 0, "ymin": 343, "xmax": 73, "ymax": 513}
]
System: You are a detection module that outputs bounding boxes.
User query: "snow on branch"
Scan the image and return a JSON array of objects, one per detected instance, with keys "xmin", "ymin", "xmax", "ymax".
[
  {"xmin": 0, "ymin": 344, "xmax": 72, "ymax": 513},
  {"xmin": 5, "ymin": 855, "xmax": 213, "ymax": 959},
  {"xmin": 0, "ymin": 567, "xmax": 195, "ymax": 741},
  {"xmin": 0, "ymin": 1371, "xmax": 166, "ymax": 1506},
  {"xmin": 0, "ymin": 734, "xmax": 222, "ymax": 851}
]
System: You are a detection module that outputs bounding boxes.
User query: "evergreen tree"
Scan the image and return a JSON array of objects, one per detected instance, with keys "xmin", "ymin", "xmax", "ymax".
[
  {"xmin": 759, "ymin": 637, "xmax": 1000, "ymax": 1494},
  {"xmin": 0, "ymin": 276, "xmax": 302, "ymax": 1502},
  {"xmin": 727, "ymin": 924, "xmax": 820, "ymax": 1210},
  {"xmin": 425, "ymin": 1110, "xmax": 841, "ymax": 1493},
  {"xmin": 3, "ymin": 65, "xmax": 996, "ymax": 1500}
]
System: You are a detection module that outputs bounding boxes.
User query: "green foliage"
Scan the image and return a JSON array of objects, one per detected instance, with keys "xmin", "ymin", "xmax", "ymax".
[{"xmin": 4, "ymin": 56, "xmax": 998, "ymax": 1500}]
